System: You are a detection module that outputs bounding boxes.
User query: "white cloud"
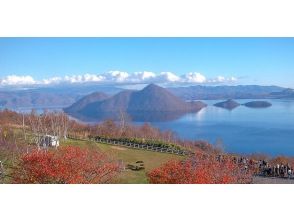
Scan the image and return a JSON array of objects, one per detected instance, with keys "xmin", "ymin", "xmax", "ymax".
[
  {"xmin": 82, "ymin": 74, "xmax": 105, "ymax": 82},
  {"xmin": 0, "ymin": 71, "xmax": 238, "ymax": 86},
  {"xmin": 42, "ymin": 77, "xmax": 62, "ymax": 84},
  {"xmin": 185, "ymin": 72, "xmax": 207, "ymax": 83},
  {"xmin": 159, "ymin": 72, "xmax": 181, "ymax": 82},
  {"xmin": 62, "ymin": 74, "xmax": 105, "ymax": 83},
  {"xmin": 133, "ymin": 71, "xmax": 156, "ymax": 82},
  {"xmin": 108, "ymin": 71, "xmax": 129, "ymax": 82},
  {"xmin": 0, "ymin": 75, "xmax": 36, "ymax": 85},
  {"xmin": 209, "ymin": 76, "xmax": 238, "ymax": 83},
  {"xmin": 215, "ymin": 76, "xmax": 225, "ymax": 82},
  {"xmin": 229, "ymin": 76, "xmax": 237, "ymax": 82}
]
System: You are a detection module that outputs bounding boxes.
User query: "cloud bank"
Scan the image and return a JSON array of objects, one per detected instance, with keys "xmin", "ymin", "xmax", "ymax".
[
  {"xmin": 0, "ymin": 71, "xmax": 238, "ymax": 87},
  {"xmin": 0, "ymin": 75, "xmax": 37, "ymax": 85}
]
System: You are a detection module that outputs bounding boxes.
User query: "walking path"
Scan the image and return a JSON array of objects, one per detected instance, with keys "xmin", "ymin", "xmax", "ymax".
[{"xmin": 253, "ymin": 176, "xmax": 294, "ymax": 184}]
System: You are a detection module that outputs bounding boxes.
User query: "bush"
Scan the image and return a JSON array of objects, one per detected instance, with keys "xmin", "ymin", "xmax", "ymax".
[
  {"xmin": 11, "ymin": 146, "xmax": 120, "ymax": 184},
  {"xmin": 94, "ymin": 135, "xmax": 182, "ymax": 150},
  {"xmin": 148, "ymin": 153, "xmax": 253, "ymax": 184}
]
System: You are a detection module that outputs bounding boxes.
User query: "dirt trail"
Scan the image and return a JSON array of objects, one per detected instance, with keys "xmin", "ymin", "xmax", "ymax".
[{"xmin": 110, "ymin": 146, "xmax": 127, "ymax": 151}]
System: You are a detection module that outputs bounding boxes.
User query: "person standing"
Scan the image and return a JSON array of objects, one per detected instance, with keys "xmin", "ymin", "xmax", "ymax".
[
  {"xmin": 0, "ymin": 160, "xmax": 3, "ymax": 178},
  {"xmin": 288, "ymin": 169, "xmax": 292, "ymax": 179},
  {"xmin": 277, "ymin": 164, "xmax": 280, "ymax": 176}
]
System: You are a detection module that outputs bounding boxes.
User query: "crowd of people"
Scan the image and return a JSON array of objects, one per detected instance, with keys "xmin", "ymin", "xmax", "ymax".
[
  {"xmin": 216, "ymin": 155, "xmax": 293, "ymax": 179},
  {"xmin": 257, "ymin": 160, "xmax": 293, "ymax": 178},
  {"xmin": 232, "ymin": 156, "xmax": 293, "ymax": 179}
]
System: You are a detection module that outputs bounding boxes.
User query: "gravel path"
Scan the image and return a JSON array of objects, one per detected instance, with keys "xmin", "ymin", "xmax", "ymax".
[{"xmin": 253, "ymin": 176, "xmax": 294, "ymax": 184}]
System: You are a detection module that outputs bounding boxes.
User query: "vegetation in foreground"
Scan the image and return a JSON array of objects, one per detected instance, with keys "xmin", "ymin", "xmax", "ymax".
[
  {"xmin": 1, "ymin": 109, "xmax": 294, "ymax": 184},
  {"xmin": 61, "ymin": 138, "xmax": 182, "ymax": 183},
  {"xmin": 148, "ymin": 153, "xmax": 253, "ymax": 184},
  {"xmin": 11, "ymin": 146, "xmax": 120, "ymax": 184}
]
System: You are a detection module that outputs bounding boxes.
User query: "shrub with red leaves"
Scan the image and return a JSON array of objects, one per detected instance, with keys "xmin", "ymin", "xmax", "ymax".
[
  {"xmin": 11, "ymin": 146, "xmax": 120, "ymax": 184},
  {"xmin": 148, "ymin": 153, "xmax": 253, "ymax": 184}
]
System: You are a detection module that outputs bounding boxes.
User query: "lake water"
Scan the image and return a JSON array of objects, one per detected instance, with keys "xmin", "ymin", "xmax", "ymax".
[
  {"xmin": 4, "ymin": 99, "xmax": 294, "ymax": 156},
  {"xmin": 145, "ymin": 99, "xmax": 294, "ymax": 156}
]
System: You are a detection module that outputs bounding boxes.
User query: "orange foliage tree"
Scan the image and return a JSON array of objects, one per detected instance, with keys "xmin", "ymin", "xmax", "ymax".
[
  {"xmin": 148, "ymin": 153, "xmax": 253, "ymax": 184},
  {"xmin": 270, "ymin": 156, "xmax": 291, "ymax": 166},
  {"xmin": 11, "ymin": 146, "xmax": 120, "ymax": 184}
]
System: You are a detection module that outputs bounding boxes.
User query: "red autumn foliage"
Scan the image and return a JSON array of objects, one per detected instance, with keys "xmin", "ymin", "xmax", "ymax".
[
  {"xmin": 11, "ymin": 146, "xmax": 120, "ymax": 184},
  {"xmin": 148, "ymin": 153, "xmax": 253, "ymax": 184}
]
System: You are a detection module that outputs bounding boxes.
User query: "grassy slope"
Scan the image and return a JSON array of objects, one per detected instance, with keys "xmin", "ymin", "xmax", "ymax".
[{"xmin": 61, "ymin": 138, "xmax": 182, "ymax": 184}]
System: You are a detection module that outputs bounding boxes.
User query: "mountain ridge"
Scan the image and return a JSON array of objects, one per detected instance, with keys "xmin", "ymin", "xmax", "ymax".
[
  {"xmin": 66, "ymin": 84, "xmax": 207, "ymax": 121},
  {"xmin": 168, "ymin": 85, "xmax": 285, "ymax": 100},
  {"xmin": 64, "ymin": 91, "xmax": 109, "ymax": 113},
  {"xmin": 270, "ymin": 88, "xmax": 294, "ymax": 99},
  {"xmin": 0, "ymin": 84, "xmax": 290, "ymax": 109}
]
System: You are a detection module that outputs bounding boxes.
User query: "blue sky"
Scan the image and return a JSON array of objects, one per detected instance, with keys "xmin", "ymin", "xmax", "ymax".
[{"xmin": 0, "ymin": 38, "xmax": 294, "ymax": 87}]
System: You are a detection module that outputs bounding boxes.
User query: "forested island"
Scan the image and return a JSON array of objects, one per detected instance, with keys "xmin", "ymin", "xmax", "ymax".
[
  {"xmin": 214, "ymin": 99, "xmax": 240, "ymax": 110},
  {"xmin": 243, "ymin": 101, "xmax": 272, "ymax": 108}
]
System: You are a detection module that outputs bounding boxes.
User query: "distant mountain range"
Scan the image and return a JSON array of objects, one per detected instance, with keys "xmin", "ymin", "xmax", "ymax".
[
  {"xmin": 0, "ymin": 84, "xmax": 293, "ymax": 110},
  {"xmin": 0, "ymin": 85, "xmax": 123, "ymax": 109},
  {"xmin": 0, "ymin": 90, "xmax": 79, "ymax": 108},
  {"xmin": 269, "ymin": 88, "xmax": 294, "ymax": 99},
  {"xmin": 64, "ymin": 84, "xmax": 207, "ymax": 122},
  {"xmin": 168, "ymin": 85, "xmax": 285, "ymax": 100}
]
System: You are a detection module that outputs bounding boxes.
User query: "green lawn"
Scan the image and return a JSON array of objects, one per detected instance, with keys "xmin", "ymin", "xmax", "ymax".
[{"xmin": 61, "ymin": 138, "xmax": 183, "ymax": 183}]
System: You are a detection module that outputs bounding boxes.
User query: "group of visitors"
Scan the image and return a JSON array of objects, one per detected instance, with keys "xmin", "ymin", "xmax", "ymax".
[
  {"xmin": 216, "ymin": 155, "xmax": 293, "ymax": 179},
  {"xmin": 258, "ymin": 160, "xmax": 293, "ymax": 178},
  {"xmin": 233, "ymin": 157, "xmax": 293, "ymax": 179}
]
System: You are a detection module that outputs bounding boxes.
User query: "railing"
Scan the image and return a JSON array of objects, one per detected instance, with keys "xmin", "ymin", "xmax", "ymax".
[{"xmin": 76, "ymin": 136, "xmax": 192, "ymax": 156}]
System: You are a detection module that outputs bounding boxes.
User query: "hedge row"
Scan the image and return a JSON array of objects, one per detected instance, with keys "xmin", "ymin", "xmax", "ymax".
[{"xmin": 89, "ymin": 135, "xmax": 182, "ymax": 150}]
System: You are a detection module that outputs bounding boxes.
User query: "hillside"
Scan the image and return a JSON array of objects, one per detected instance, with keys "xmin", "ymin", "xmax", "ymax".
[
  {"xmin": 80, "ymin": 90, "xmax": 134, "ymax": 117},
  {"xmin": 67, "ymin": 84, "xmax": 207, "ymax": 121},
  {"xmin": 127, "ymin": 84, "xmax": 205, "ymax": 112},
  {"xmin": 60, "ymin": 138, "xmax": 181, "ymax": 183},
  {"xmin": 64, "ymin": 92, "xmax": 109, "ymax": 113}
]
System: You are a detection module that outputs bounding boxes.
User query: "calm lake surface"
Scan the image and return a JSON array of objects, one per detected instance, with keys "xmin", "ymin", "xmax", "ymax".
[
  {"xmin": 143, "ymin": 99, "xmax": 294, "ymax": 156},
  {"xmin": 5, "ymin": 99, "xmax": 294, "ymax": 156}
]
